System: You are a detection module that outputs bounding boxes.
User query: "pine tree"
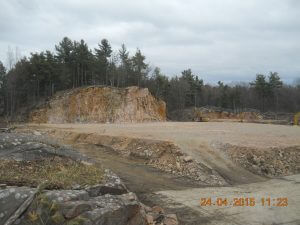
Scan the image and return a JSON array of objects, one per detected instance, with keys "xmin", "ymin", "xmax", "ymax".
[
  {"xmin": 251, "ymin": 74, "xmax": 269, "ymax": 111},
  {"xmin": 132, "ymin": 48, "xmax": 148, "ymax": 87},
  {"xmin": 95, "ymin": 39, "xmax": 112, "ymax": 85}
]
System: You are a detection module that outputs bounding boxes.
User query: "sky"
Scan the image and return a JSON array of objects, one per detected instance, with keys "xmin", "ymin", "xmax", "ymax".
[{"xmin": 0, "ymin": 0, "xmax": 300, "ymax": 84}]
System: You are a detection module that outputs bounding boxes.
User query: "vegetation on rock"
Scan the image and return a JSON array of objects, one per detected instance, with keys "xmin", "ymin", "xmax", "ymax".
[{"xmin": 0, "ymin": 157, "xmax": 104, "ymax": 189}]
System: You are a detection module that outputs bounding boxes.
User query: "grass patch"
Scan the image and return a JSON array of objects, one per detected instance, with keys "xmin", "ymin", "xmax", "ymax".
[{"xmin": 0, "ymin": 157, "xmax": 103, "ymax": 189}]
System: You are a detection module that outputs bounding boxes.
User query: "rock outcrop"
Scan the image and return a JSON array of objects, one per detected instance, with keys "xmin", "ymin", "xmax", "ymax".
[
  {"xmin": 0, "ymin": 131, "xmax": 178, "ymax": 225},
  {"xmin": 29, "ymin": 86, "xmax": 166, "ymax": 124},
  {"xmin": 0, "ymin": 185, "xmax": 178, "ymax": 225}
]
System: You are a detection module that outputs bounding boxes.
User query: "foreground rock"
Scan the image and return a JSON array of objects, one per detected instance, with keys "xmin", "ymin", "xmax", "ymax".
[
  {"xmin": 0, "ymin": 186, "xmax": 145, "ymax": 225},
  {"xmin": 0, "ymin": 185, "xmax": 178, "ymax": 225},
  {"xmin": 0, "ymin": 132, "xmax": 178, "ymax": 225},
  {"xmin": 29, "ymin": 86, "xmax": 166, "ymax": 123}
]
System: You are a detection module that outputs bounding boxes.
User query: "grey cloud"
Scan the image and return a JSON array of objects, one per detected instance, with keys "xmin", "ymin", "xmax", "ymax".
[{"xmin": 0, "ymin": 0, "xmax": 299, "ymax": 83}]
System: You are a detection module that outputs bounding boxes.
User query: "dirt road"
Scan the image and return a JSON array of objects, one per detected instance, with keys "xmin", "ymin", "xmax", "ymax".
[
  {"xmin": 157, "ymin": 174, "xmax": 300, "ymax": 225},
  {"xmin": 27, "ymin": 122, "xmax": 300, "ymax": 225}
]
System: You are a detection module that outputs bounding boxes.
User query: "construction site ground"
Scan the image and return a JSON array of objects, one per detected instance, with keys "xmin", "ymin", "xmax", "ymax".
[{"xmin": 23, "ymin": 122, "xmax": 300, "ymax": 225}]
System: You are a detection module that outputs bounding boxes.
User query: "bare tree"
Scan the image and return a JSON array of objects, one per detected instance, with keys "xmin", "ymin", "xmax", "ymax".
[{"xmin": 6, "ymin": 46, "xmax": 15, "ymax": 70}]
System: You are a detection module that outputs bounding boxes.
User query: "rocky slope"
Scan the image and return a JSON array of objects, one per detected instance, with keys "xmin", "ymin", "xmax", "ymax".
[{"xmin": 29, "ymin": 86, "xmax": 166, "ymax": 124}]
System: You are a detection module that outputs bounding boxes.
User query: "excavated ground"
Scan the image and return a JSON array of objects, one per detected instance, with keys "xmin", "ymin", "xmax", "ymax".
[{"xmin": 22, "ymin": 122, "xmax": 300, "ymax": 225}]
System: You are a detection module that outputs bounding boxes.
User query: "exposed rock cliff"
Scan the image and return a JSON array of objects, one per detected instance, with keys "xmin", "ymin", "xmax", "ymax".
[{"xmin": 29, "ymin": 86, "xmax": 166, "ymax": 123}]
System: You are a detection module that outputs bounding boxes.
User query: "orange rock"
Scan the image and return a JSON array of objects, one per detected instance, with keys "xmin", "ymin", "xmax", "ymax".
[
  {"xmin": 29, "ymin": 86, "xmax": 166, "ymax": 124},
  {"xmin": 152, "ymin": 206, "xmax": 165, "ymax": 214}
]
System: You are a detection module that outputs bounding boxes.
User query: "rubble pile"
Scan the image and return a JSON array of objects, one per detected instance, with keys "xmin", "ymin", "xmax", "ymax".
[
  {"xmin": 29, "ymin": 86, "xmax": 166, "ymax": 124},
  {"xmin": 262, "ymin": 111, "xmax": 294, "ymax": 123},
  {"xmin": 169, "ymin": 106, "xmax": 262, "ymax": 122},
  {"xmin": 222, "ymin": 144, "xmax": 300, "ymax": 177},
  {"xmin": 48, "ymin": 129, "xmax": 228, "ymax": 186}
]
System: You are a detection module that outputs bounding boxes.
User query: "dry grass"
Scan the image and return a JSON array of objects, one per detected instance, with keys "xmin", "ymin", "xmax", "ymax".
[{"xmin": 0, "ymin": 157, "xmax": 103, "ymax": 189}]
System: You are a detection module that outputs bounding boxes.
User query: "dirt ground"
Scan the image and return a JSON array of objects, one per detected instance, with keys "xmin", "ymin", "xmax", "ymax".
[
  {"xmin": 30, "ymin": 122, "xmax": 300, "ymax": 147},
  {"xmin": 157, "ymin": 174, "xmax": 300, "ymax": 225},
  {"xmin": 25, "ymin": 122, "xmax": 300, "ymax": 225},
  {"xmin": 30, "ymin": 122, "xmax": 300, "ymax": 182}
]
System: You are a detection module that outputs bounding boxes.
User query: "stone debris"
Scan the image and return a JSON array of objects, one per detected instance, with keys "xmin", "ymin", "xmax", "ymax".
[
  {"xmin": 183, "ymin": 156, "xmax": 193, "ymax": 163},
  {"xmin": 222, "ymin": 144, "xmax": 300, "ymax": 177},
  {"xmin": 33, "ymin": 131, "xmax": 42, "ymax": 136},
  {"xmin": 49, "ymin": 129, "xmax": 228, "ymax": 186},
  {"xmin": 144, "ymin": 206, "xmax": 178, "ymax": 225},
  {"xmin": 169, "ymin": 106, "xmax": 263, "ymax": 122}
]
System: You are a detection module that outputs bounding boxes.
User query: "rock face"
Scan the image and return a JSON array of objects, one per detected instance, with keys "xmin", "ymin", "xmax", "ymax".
[{"xmin": 29, "ymin": 86, "xmax": 166, "ymax": 123}]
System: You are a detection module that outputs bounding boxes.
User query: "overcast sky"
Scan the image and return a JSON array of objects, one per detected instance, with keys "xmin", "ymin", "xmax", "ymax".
[{"xmin": 0, "ymin": 0, "xmax": 299, "ymax": 84}]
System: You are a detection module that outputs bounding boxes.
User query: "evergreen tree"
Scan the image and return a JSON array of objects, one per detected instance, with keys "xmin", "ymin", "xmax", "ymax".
[
  {"xmin": 181, "ymin": 69, "xmax": 203, "ymax": 107},
  {"xmin": 0, "ymin": 61, "xmax": 6, "ymax": 87},
  {"xmin": 95, "ymin": 39, "xmax": 112, "ymax": 85},
  {"xmin": 268, "ymin": 72, "xmax": 283, "ymax": 114},
  {"xmin": 118, "ymin": 44, "xmax": 130, "ymax": 87},
  {"xmin": 73, "ymin": 39, "xmax": 92, "ymax": 86},
  {"xmin": 132, "ymin": 48, "xmax": 148, "ymax": 87},
  {"xmin": 251, "ymin": 74, "xmax": 269, "ymax": 111},
  {"xmin": 55, "ymin": 37, "xmax": 74, "ymax": 88},
  {"xmin": 0, "ymin": 37, "xmax": 298, "ymax": 117},
  {"xmin": 150, "ymin": 67, "xmax": 169, "ymax": 100}
]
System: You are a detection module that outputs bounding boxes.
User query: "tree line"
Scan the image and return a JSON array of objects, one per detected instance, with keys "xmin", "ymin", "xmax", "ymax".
[{"xmin": 0, "ymin": 37, "xmax": 299, "ymax": 118}]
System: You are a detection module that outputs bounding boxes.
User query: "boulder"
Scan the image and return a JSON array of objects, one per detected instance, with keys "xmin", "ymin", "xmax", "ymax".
[
  {"xmin": 0, "ymin": 187, "xmax": 33, "ymax": 225},
  {"xmin": 183, "ymin": 156, "xmax": 193, "ymax": 163},
  {"xmin": 0, "ymin": 186, "xmax": 147, "ymax": 225}
]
